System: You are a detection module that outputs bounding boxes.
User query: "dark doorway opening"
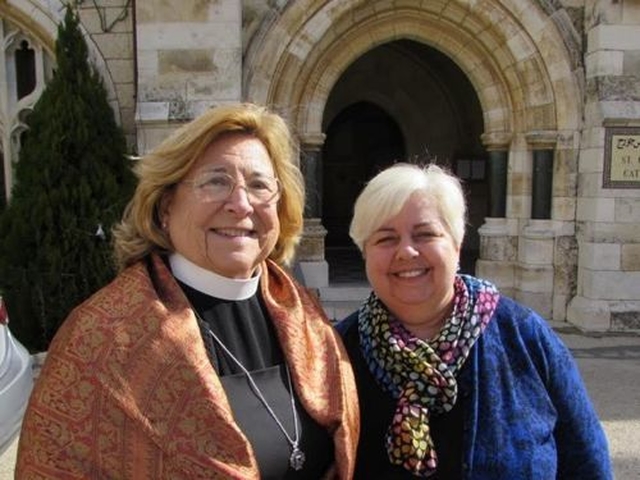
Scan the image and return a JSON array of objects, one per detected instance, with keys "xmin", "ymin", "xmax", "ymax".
[
  {"xmin": 321, "ymin": 39, "xmax": 488, "ymax": 282},
  {"xmin": 322, "ymin": 102, "xmax": 405, "ymax": 283}
]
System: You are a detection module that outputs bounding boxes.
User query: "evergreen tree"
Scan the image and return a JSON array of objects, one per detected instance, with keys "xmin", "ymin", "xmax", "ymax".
[{"xmin": 0, "ymin": 6, "xmax": 135, "ymax": 351}]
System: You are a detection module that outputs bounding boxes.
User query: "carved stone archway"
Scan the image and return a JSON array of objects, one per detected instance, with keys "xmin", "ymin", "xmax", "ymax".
[{"xmin": 245, "ymin": 0, "xmax": 583, "ymax": 317}]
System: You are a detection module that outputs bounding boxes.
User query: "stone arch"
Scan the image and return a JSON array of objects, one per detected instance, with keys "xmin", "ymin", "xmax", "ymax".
[
  {"xmin": 0, "ymin": 1, "xmax": 121, "ymax": 200},
  {"xmin": 0, "ymin": 1, "xmax": 121, "ymax": 119},
  {"xmin": 245, "ymin": 0, "xmax": 582, "ymax": 140},
  {"xmin": 245, "ymin": 0, "xmax": 584, "ymax": 304}
]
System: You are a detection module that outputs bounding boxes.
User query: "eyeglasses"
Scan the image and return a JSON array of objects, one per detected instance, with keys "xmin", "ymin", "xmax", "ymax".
[{"xmin": 182, "ymin": 170, "xmax": 281, "ymax": 204}]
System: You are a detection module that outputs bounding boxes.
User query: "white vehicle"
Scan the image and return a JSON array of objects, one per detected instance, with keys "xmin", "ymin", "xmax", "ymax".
[{"xmin": 0, "ymin": 296, "xmax": 33, "ymax": 455}]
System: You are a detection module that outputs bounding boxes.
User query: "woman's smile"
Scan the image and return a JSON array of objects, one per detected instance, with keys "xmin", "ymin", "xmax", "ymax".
[
  {"xmin": 392, "ymin": 267, "xmax": 429, "ymax": 279},
  {"xmin": 211, "ymin": 227, "xmax": 258, "ymax": 238}
]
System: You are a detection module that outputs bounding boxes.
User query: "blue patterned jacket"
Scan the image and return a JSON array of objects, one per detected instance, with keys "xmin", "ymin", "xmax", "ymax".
[{"xmin": 337, "ymin": 295, "xmax": 613, "ymax": 479}]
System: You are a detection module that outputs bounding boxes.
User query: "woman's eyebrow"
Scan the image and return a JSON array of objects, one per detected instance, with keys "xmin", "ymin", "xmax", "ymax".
[
  {"xmin": 414, "ymin": 221, "xmax": 438, "ymax": 229},
  {"xmin": 372, "ymin": 226, "xmax": 396, "ymax": 235}
]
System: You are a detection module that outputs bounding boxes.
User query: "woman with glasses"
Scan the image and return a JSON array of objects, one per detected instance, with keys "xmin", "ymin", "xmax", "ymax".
[{"xmin": 16, "ymin": 103, "xmax": 359, "ymax": 479}]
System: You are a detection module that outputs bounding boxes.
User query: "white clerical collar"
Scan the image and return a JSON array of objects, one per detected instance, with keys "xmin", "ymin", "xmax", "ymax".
[{"xmin": 169, "ymin": 253, "xmax": 260, "ymax": 301}]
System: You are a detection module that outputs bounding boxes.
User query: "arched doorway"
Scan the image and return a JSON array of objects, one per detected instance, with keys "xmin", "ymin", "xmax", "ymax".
[
  {"xmin": 247, "ymin": 0, "xmax": 583, "ymax": 319},
  {"xmin": 321, "ymin": 102, "xmax": 405, "ymax": 282},
  {"xmin": 321, "ymin": 40, "xmax": 487, "ymax": 281}
]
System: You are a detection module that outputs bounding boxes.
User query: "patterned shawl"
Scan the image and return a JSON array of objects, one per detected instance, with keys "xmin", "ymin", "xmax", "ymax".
[{"xmin": 16, "ymin": 254, "xmax": 359, "ymax": 479}]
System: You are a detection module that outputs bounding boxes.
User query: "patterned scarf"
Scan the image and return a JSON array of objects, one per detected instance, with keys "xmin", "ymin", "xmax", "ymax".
[{"xmin": 358, "ymin": 274, "xmax": 500, "ymax": 477}]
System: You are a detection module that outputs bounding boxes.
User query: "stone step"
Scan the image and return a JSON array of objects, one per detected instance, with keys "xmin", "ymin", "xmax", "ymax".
[{"xmin": 318, "ymin": 284, "xmax": 370, "ymax": 322}]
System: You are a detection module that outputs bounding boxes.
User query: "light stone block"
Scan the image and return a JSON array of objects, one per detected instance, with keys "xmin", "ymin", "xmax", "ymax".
[
  {"xmin": 209, "ymin": 0, "xmax": 242, "ymax": 23},
  {"xmin": 518, "ymin": 234, "xmax": 554, "ymax": 265},
  {"xmin": 579, "ymin": 242, "xmax": 621, "ymax": 270},
  {"xmin": 576, "ymin": 197, "xmax": 616, "ymax": 222},
  {"xmin": 624, "ymin": 51, "xmax": 640, "ymax": 76},
  {"xmin": 623, "ymin": 2, "xmax": 640, "ymax": 23},
  {"xmin": 599, "ymin": 100, "xmax": 640, "ymax": 120},
  {"xmin": 578, "ymin": 147, "xmax": 604, "ymax": 173},
  {"xmin": 293, "ymin": 261, "xmax": 329, "ymax": 289},
  {"xmin": 615, "ymin": 198, "xmax": 640, "ymax": 223},
  {"xmin": 475, "ymin": 260, "xmax": 515, "ymax": 290},
  {"xmin": 135, "ymin": 50, "xmax": 159, "ymax": 78},
  {"xmin": 508, "ymin": 195, "xmax": 531, "ymax": 219},
  {"xmin": 588, "ymin": 25, "xmax": 640, "ymax": 51},
  {"xmin": 135, "ymin": 122, "xmax": 179, "ymax": 154},
  {"xmin": 478, "ymin": 218, "xmax": 520, "ymax": 236},
  {"xmin": 566, "ymin": 296, "xmax": 611, "ymax": 330},
  {"xmin": 577, "ymin": 172, "xmax": 603, "ymax": 196},
  {"xmin": 105, "ymin": 59, "xmax": 135, "ymax": 84},
  {"xmin": 158, "ymin": 50, "xmax": 215, "ymax": 75},
  {"xmin": 136, "ymin": 101, "xmax": 170, "ymax": 122},
  {"xmin": 510, "ymin": 171, "xmax": 531, "ymax": 195},
  {"xmin": 578, "ymin": 221, "xmax": 640, "ymax": 244},
  {"xmin": 585, "ymin": 50, "xmax": 624, "ymax": 77},
  {"xmin": 91, "ymin": 32, "xmax": 134, "ymax": 59},
  {"xmin": 507, "ymin": 32, "xmax": 536, "ymax": 60},
  {"xmin": 79, "ymin": 6, "xmax": 133, "ymax": 34},
  {"xmin": 552, "ymin": 197, "xmax": 576, "ymax": 221},
  {"xmin": 621, "ymin": 244, "xmax": 640, "ymax": 271},
  {"xmin": 514, "ymin": 290, "xmax": 552, "ymax": 319},
  {"xmin": 552, "ymin": 293, "xmax": 569, "ymax": 322},
  {"xmin": 114, "ymin": 82, "xmax": 135, "ymax": 110},
  {"xmin": 480, "ymin": 235, "xmax": 517, "ymax": 261},
  {"xmin": 509, "ymin": 144, "xmax": 530, "ymax": 169},
  {"xmin": 581, "ymin": 269, "xmax": 640, "ymax": 300},
  {"xmin": 137, "ymin": 23, "xmax": 240, "ymax": 50},
  {"xmin": 581, "ymin": 127, "xmax": 606, "ymax": 149},
  {"xmin": 515, "ymin": 264, "xmax": 554, "ymax": 293}
]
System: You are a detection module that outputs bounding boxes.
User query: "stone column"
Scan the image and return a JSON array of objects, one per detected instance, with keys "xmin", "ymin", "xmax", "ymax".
[
  {"xmin": 293, "ymin": 133, "xmax": 329, "ymax": 289},
  {"xmin": 300, "ymin": 135, "xmax": 323, "ymax": 217},
  {"xmin": 525, "ymin": 132, "xmax": 558, "ymax": 220},
  {"xmin": 476, "ymin": 132, "xmax": 515, "ymax": 293},
  {"xmin": 487, "ymin": 149, "xmax": 508, "ymax": 218},
  {"xmin": 517, "ymin": 132, "xmax": 559, "ymax": 319}
]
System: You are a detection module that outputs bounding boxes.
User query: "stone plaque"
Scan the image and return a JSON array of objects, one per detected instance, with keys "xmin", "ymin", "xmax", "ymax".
[{"xmin": 603, "ymin": 127, "xmax": 640, "ymax": 188}]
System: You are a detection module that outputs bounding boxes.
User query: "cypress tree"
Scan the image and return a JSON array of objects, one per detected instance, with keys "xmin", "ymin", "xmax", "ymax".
[{"xmin": 0, "ymin": 6, "xmax": 135, "ymax": 351}]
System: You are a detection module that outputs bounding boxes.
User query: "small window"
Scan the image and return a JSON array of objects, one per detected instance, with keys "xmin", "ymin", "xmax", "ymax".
[{"xmin": 15, "ymin": 40, "xmax": 36, "ymax": 100}]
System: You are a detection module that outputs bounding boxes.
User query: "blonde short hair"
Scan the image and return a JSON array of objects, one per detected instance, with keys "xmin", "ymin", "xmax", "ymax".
[
  {"xmin": 349, "ymin": 163, "xmax": 466, "ymax": 251},
  {"xmin": 113, "ymin": 103, "xmax": 304, "ymax": 270}
]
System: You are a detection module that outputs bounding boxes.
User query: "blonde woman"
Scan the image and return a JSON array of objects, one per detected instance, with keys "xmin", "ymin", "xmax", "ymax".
[{"xmin": 17, "ymin": 103, "xmax": 358, "ymax": 479}]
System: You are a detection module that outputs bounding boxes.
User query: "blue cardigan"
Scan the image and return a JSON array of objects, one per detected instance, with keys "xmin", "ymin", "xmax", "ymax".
[{"xmin": 336, "ymin": 295, "xmax": 612, "ymax": 479}]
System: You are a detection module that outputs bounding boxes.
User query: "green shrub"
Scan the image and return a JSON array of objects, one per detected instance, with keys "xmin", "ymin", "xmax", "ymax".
[{"xmin": 0, "ymin": 6, "xmax": 135, "ymax": 352}]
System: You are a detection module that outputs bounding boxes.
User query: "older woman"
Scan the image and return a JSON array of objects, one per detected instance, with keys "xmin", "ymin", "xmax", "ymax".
[
  {"xmin": 16, "ymin": 103, "xmax": 358, "ymax": 479},
  {"xmin": 337, "ymin": 163, "xmax": 611, "ymax": 479}
]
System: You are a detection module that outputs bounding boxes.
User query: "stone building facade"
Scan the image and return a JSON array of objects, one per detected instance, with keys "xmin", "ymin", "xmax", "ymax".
[{"xmin": 1, "ymin": 0, "xmax": 639, "ymax": 331}]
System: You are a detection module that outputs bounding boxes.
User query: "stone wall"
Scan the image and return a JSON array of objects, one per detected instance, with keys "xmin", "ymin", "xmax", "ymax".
[
  {"xmin": 568, "ymin": 0, "xmax": 640, "ymax": 330},
  {"xmin": 134, "ymin": 0, "xmax": 242, "ymax": 154},
  {"xmin": 75, "ymin": 0, "xmax": 136, "ymax": 148}
]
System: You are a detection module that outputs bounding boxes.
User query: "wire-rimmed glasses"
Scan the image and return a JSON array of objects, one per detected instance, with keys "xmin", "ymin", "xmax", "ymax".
[{"xmin": 182, "ymin": 170, "xmax": 281, "ymax": 205}]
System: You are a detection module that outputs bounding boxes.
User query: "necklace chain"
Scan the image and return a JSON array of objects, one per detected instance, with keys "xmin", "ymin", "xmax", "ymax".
[{"xmin": 203, "ymin": 323, "xmax": 306, "ymax": 471}]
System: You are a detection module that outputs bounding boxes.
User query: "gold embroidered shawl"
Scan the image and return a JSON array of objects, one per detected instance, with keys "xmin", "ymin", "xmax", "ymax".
[{"xmin": 15, "ymin": 254, "xmax": 359, "ymax": 479}]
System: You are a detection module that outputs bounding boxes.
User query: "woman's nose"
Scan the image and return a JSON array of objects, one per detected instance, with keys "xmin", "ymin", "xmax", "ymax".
[
  {"xmin": 224, "ymin": 184, "xmax": 254, "ymax": 214},
  {"xmin": 396, "ymin": 239, "xmax": 419, "ymax": 259}
]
